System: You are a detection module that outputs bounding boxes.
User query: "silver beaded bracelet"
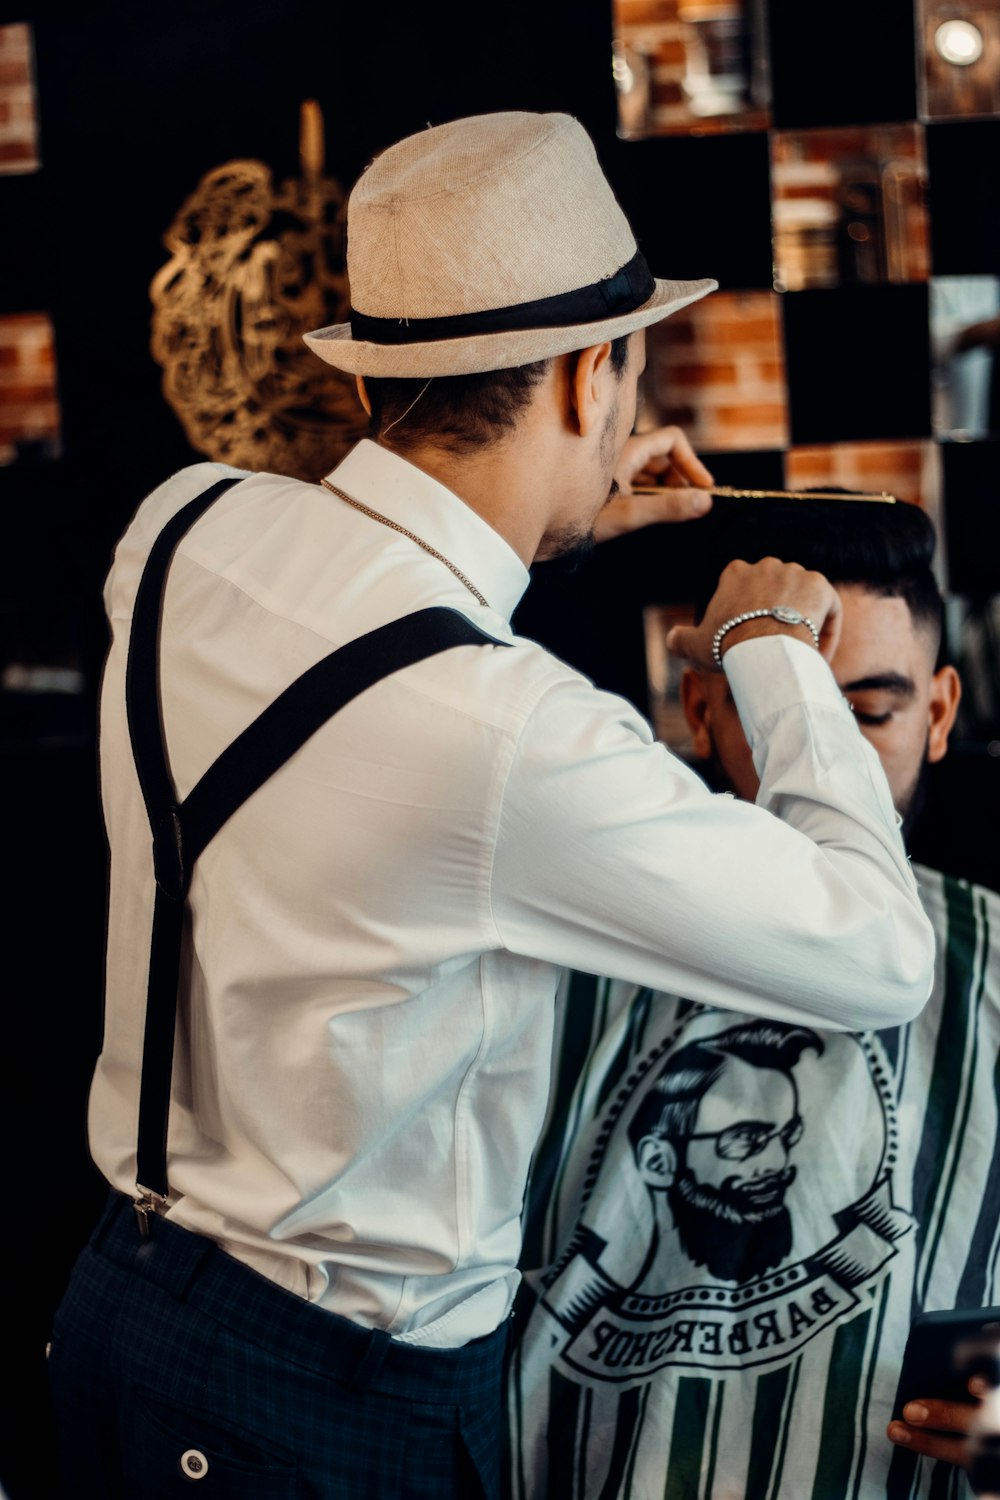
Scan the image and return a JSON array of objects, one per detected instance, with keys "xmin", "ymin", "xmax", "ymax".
[{"xmin": 711, "ymin": 605, "xmax": 820, "ymax": 669}]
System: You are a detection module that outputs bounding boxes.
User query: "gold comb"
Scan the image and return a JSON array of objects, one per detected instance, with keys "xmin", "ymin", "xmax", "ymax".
[{"xmin": 631, "ymin": 485, "xmax": 897, "ymax": 504}]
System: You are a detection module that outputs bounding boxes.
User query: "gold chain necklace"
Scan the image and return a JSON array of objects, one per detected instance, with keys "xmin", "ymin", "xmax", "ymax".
[{"xmin": 320, "ymin": 479, "xmax": 489, "ymax": 608}]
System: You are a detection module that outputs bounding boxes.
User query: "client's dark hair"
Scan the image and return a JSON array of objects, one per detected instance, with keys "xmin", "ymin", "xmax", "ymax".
[
  {"xmin": 364, "ymin": 333, "xmax": 631, "ymax": 455},
  {"xmin": 691, "ymin": 492, "xmax": 946, "ymax": 667}
]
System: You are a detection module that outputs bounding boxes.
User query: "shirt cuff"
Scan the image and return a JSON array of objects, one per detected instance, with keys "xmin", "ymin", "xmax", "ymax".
[{"xmin": 722, "ymin": 634, "xmax": 853, "ymax": 744}]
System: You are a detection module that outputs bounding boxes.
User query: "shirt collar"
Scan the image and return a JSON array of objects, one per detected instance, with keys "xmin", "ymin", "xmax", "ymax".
[{"xmin": 324, "ymin": 440, "xmax": 531, "ymax": 622}]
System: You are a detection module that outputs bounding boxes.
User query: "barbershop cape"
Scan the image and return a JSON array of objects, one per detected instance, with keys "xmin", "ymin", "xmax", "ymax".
[{"xmin": 507, "ymin": 866, "xmax": 1000, "ymax": 1500}]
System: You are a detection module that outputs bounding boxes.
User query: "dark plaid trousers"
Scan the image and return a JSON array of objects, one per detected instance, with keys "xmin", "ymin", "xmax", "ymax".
[{"xmin": 48, "ymin": 1191, "xmax": 508, "ymax": 1499}]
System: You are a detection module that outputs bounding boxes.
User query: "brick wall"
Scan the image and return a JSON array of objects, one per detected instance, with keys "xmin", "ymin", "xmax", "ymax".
[
  {"xmin": 771, "ymin": 124, "xmax": 930, "ymax": 290},
  {"xmin": 613, "ymin": 0, "xmax": 769, "ymax": 136},
  {"xmin": 0, "ymin": 313, "xmax": 62, "ymax": 465},
  {"xmin": 784, "ymin": 439, "xmax": 937, "ymax": 508},
  {"xmin": 0, "ymin": 22, "xmax": 40, "ymax": 175},
  {"xmin": 642, "ymin": 289, "xmax": 789, "ymax": 448}
]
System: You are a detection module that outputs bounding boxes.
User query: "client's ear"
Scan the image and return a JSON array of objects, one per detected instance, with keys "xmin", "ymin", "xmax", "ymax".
[
  {"xmin": 928, "ymin": 664, "xmax": 962, "ymax": 764},
  {"xmin": 681, "ymin": 668, "xmax": 712, "ymax": 760}
]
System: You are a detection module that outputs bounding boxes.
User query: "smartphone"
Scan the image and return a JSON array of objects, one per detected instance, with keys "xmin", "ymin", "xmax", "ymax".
[{"xmin": 892, "ymin": 1306, "xmax": 1000, "ymax": 1424}]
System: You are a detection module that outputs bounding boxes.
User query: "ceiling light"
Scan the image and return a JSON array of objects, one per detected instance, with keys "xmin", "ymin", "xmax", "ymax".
[{"xmin": 934, "ymin": 18, "xmax": 984, "ymax": 65}]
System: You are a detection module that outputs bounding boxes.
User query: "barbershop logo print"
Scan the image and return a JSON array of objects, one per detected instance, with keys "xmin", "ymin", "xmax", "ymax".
[{"xmin": 534, "ymin": 1014, "xmax": 912, "ymax": 1387}]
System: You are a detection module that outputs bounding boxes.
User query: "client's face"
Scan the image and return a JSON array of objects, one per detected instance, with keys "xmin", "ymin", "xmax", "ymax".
[{"xmin": 682, "ymin": 585, "xmax": 960, "ymax": 823}]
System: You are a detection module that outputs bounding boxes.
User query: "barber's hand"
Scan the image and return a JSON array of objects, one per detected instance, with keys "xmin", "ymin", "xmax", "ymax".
[
  {"xmin": 887, "ymin": 1378, "xmax": 988, "ymax": 1471},
  {"xmin": 666, "ymin": 556, "xmax": 842, "ymax": 671},
  {"xmin": 596, "ymin": 426, "xmax": 714, "ymax": 543}
]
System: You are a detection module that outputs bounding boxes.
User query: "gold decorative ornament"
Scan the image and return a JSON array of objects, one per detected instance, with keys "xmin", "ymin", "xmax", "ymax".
[{"xmin": 150, "ymin": 101, "xmax": 366, "ymax": 482}]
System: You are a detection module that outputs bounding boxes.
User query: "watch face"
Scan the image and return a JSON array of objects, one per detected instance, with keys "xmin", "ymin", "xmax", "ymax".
[{"xmin": 772, "ymin": 605, "xmax": 804, "ymax": 624}]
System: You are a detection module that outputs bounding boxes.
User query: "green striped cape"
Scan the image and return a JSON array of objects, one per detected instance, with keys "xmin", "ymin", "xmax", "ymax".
[{"xmin": 507, "ymin": 867, "xmax": 999, "ymax": 1500}]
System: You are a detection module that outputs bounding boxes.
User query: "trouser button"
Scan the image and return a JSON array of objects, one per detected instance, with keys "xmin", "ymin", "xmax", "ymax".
[{"xmin": 180, "ymin": 1448, "xmax": 209, "ymax": 1480}]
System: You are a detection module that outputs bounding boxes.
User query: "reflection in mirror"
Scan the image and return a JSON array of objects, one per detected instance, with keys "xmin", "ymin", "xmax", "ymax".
[
  {"xmin": 917, "ymin": 0, "xmax": 1000, "ymax": 120},
  {"xmin": 0, "ymin": 314, "xmax": 62, "ymax": 466},
  {"xmin": 930, "ymin": 275, "xmax": 1000, "ymax": 439},
  {"xmin": 640, "ymin": 290, "xmax": 787, "ymax": 450},
  {"xmin": 771, "ymin": 126, "xmax": 929, "ymax": 291},
  {"xmin": 1, "ymin": 593, "xmax": 89, "ymax": 750},
  {"xmin": 0, "ymin": 23, "xmax": 40, "ymax": 176},
  {"xmin": 643, "ymin": 603, "xmax": 695, "ymax": 753},
  {"xmin": 612, "ymin": 0, "xmax": 770, "ymax": 138}
]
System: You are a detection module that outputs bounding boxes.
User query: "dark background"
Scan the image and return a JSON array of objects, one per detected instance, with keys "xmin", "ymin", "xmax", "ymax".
[{"xmin": 2, "ymin": 3, "xmax": 998, "ymax": 1495}]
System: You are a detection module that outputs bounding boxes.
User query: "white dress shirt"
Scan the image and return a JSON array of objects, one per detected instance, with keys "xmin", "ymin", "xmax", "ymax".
[{"xmin": 88, "ymin": 439, "xmax": 933, "ymax": 1347}]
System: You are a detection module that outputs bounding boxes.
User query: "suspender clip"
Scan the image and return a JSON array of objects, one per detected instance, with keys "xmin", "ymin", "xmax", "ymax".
[{"xmin": 133, "ymin": 1186, "xmax": 166, "ymax": 1239}]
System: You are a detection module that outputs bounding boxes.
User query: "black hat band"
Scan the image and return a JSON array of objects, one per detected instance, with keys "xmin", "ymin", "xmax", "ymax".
[{"xmin": 349, "ymin": 251, "xmax": 655, "ymax": 346}]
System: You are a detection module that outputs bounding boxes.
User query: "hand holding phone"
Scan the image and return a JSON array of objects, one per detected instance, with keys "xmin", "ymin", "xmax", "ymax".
[
  {"xmin": 892, "ymin": 1307, "xmax": 1000, "ymax": 1422},
  {"xmin": 887, "ymin": 1306, "xmax": 1000, "ymax": 1490}
]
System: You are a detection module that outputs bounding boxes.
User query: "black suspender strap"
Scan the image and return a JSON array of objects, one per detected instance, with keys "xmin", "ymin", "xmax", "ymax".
[
  {"xmin": 124, "ymin": 475, "xmax": 506, "ymax": 1225},
  {"xmin": 126, "ymin": 477, "xmax": 243, "ymax": 1218}
]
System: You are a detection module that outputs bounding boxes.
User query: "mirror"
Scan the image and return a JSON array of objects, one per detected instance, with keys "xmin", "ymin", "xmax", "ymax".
[
  {"xmin": 771, "ymin": 125, "xmax": 929, "ymax": 291},
  {"xmin": 0, "ymin": 23, "xmax": 40, "ymax": 177},
  {"xmin": 612, "ymin": 0, "xmax": 771, "ymax": 138},
  {"xmin": 640, "ymin": 290, "xmax": 788, "ymax": 451},
  {"xmin": 930, "ymin": 275, "xmax": 1000, "ymax": 438},
  {"xmin": 0, "ymin": 314, "xmax": 61, "ymax": 467},
  {"xmin": 917, "ymin": 0, "xmax": 1000, "ymax": 120}
]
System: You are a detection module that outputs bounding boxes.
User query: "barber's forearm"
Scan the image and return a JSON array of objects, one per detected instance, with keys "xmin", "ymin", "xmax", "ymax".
[
  {"xmin": 492, "ymin": 675, "xmax": 934, "ymax": 1031},
  {"xmin": 727, "ymin": 635, "xmax": 934, "ymax": 1026}
]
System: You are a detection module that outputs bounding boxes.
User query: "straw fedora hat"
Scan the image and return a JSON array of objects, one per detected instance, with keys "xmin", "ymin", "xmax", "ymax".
[{"xmin": 303, "ymin": 111, "xmax": 717, "ymax": 378}]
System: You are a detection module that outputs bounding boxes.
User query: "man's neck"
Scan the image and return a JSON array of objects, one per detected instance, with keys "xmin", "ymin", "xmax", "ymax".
[
  {"xmin": 374, "ymin": 436, "xmax": 546, "ymax": 569},
  {"xmin": 372, "ymin": 361, "xmax": 589, "ymax": 568}
]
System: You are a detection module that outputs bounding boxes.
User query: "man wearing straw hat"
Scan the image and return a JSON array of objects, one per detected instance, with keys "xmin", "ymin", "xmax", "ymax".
[{"xmin": 48, "ymin": 111, "xmax": 933, "ymax": 1498}]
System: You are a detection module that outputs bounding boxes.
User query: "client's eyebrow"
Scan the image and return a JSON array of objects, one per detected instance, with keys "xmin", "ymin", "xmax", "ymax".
[{"xmin": 838, "ymin": 672, "xmax": 917, "ymax": 698}]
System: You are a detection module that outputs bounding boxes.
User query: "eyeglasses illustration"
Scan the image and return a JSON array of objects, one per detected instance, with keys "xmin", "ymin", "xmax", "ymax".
[{"xmin": 687, "ymin": 1115, "xmax": 804, "ymax": 1161}]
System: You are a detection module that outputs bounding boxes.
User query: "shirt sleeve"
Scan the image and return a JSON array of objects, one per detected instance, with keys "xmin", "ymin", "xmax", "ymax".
[{"xmin": 490, "ymin": 635, "xmax": 934, "ymax": 1031}]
